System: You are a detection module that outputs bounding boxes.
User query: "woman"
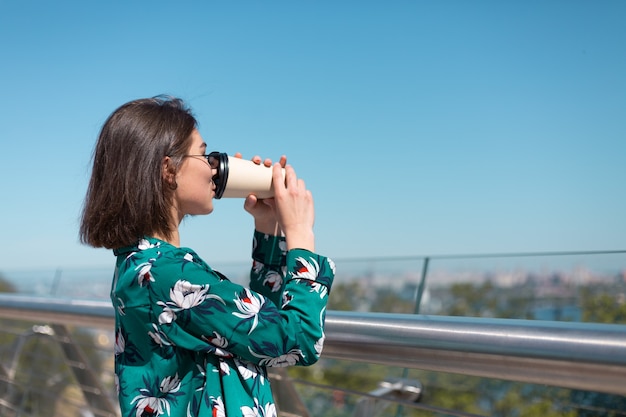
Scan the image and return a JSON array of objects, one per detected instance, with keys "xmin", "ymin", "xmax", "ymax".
[{"xmin": 80, "ymin": 96, "xmax": 335, "ymax": 417}]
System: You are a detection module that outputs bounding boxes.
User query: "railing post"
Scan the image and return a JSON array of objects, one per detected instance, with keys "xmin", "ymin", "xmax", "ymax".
[{"xmin": 413, "ymin": 257, "xmax": 429, "ymax": 315}]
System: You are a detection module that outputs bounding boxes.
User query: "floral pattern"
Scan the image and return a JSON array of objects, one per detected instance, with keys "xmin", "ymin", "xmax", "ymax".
[{"xmin": 111, "ymin": 231, "xmax": 334, "ymax": 417}]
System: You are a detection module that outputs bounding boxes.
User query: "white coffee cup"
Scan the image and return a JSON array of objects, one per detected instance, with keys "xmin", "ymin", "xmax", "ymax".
[{"xmin": 210, "ymin": 152, "xmax": 286, "ymax": 199}]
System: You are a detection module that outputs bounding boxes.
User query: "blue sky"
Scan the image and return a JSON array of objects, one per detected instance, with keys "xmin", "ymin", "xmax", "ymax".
[{"xmin": 1, "ymin": 1, "xmax": 624, "ymax": 271}]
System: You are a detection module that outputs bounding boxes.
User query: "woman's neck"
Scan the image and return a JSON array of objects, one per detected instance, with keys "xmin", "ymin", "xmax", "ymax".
[
  {"xmin": 154, "ymin": 205, "xmax": 182, "ymax": 247},
  {"xmin": 153, "ymin": 228, "xmax": 180, "ymax": 247}
]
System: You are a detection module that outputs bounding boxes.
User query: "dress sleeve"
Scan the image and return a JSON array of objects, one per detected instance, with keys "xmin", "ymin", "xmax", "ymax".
[
  {"xmin": 248, "ymin": 230, "xmax": 288, "ymax": 307},
  {"xmin": 145, "ymin": 242, "xmax": 335, "ymax": 367}
]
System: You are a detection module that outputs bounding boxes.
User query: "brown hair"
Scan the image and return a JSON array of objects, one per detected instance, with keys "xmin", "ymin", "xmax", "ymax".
[{"xmin": 80, "ymin": 96, "xmax": 197, "ymax": 249}]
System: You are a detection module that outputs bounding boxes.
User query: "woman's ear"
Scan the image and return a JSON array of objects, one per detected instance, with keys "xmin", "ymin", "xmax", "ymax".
[{"xmin": 162, "ymin": 156, "xmax": 178, "ymax": 190}]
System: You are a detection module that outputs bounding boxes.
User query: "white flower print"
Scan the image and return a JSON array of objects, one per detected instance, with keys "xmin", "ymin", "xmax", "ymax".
[
  {"xmin": 293, "ymin": 257, "xmax": 320, "ymax": 281},
  {"xmin": 157, "ymin": 281, "xmax": 224, "ymax": 325},
  {"xmin": 265, "ymin": 403, "xmax": 278, "ymax": 417},
  {"xmin": 135, "ymin": 262, "xmax": 155, "ymax": 287},
  {"xmin": 241, "ymin": 398, "xmax": 277, "ymax": 417},
  {"xmin": 328, "ymin": 257, "xmax": 336, "ymax": 274},
  {"xmin": 137, "ymin": 239, "xmax": 157, "ymax": 250},
  {"xmin": 202, "ymin": 331, "xmax": 233, "ymax": 358},
  {"xmin": 114, "ymin": 329, "xmax": 125, "ymax": 356},
  {"xmin": 233, "ymin": 288, "xmax": 265, "ymax": 334},
  {"xmin": 315, "ymin": 307, "xmax": 326, "ymax": 356},
  {"xmin": 241, "ymin": 406, "xmax": 257, "ymax": 417},
  {"xmin": 218, "ymin": 359, "xmax": 231, "ymax": 376},
  {"xmin": 131, "ymin": 374, "xmax": 181, "ymax": 417},
  {"xmin": 169, "ymin": 280, "xmax": 209, "ymax": 309},
  {"xmin": 160, "ymin": 374, "xmax": 181, "ymax": 394},
  {"xmin": 252, "ymin": 259, "xmax": 264, "ymax": 274},
  {"xmin": 309, "ymin": 281, "xmax": 328, "ymax": 298},
  {"xmin": 156, "ymin": 302, "xmax": 177, "ymax": 324},
  {"xmin": 209, "ymin": 331, "xmax": 228, "ymax": 348},
  {"xmin": 133, "ymin": 395, "xmax": 162, "ymax": 417},
  {"xmin": 209, "ymin": 396, "xmax": 225, "ymax": 417},
  {"xmin": 148, "ymin": 323, "xmax": 172, "ymax": 347},
  {"xmin": 263, "ymin": 270, "xmax": 283, "ymax": 292},
  {"xmin": 115, "ymin": 297, "xmax": 126, "ymax": 316},
  {"xmin": 235, "ymin": 358, "xmax": 266, "ymax": 385},
  {"xmin": 248, "ymin": 347, "xmax": 303, "ymax": 367},
  {"xmin": 315, "ymin": 334, "xmax": 325, "ymax": 357},
  {"xmin": 194, "ymin": 363, "xmax": 206, "ymax": 392},
  {"xmin": 281, "ymin": 291, "xmax": 293, "ymax": 308}
]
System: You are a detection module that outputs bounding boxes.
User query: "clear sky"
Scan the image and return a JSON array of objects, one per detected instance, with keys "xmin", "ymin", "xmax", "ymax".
[{"xmin": 1, "ymin": 1, "xmax": 624, "ymax": 272}]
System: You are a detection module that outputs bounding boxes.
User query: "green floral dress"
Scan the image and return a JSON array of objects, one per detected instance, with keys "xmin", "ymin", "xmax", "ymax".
[{"xmin": 111, "ymin": 231, "xmax": 335, "ymax": 417}]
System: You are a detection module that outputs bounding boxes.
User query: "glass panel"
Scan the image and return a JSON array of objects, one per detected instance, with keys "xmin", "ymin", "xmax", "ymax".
[
  {"xmin": 290, "ymin": 361, "xmax": 626, "ymax": 417},
  {"xmin": 0, "ymin": 318, "xmax": 117, "ymax": 417}
]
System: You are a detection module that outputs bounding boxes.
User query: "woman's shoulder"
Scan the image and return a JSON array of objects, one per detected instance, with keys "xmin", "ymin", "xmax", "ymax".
[{"xmin": 116, "ymin": 237, "xmax": 210, "ymax": 271}]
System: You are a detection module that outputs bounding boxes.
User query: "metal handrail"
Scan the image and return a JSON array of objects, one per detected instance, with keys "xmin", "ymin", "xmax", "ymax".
[
  {"xmin": 324, "ymin": 311, "xmax": 626, "ymax": 396},
  {"xmin": 1, "ymin": 293, "xmax": 626, "ymax": 396}
]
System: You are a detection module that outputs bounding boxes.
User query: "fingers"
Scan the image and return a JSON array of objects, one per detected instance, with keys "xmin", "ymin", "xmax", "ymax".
[
  {"xmin": 245, "ymin": 193, "xmax": 280, "ymax": 235},
  {"xmin": 234, "ymin": 153, "xmax": 287, "ymax": 167},
  {"xmin": 273, "ymin": 162, "xmax": 290, "ymax": 192},
  {"xmin": 262, "ymin": 198, "xmax": 276, "ymax": 210},
  {"xmin": 248, "ymin": 155, "xmax": 271, "ymax": 166},
  {"xmin": 272, "ymin": 165, "xmax": 315, "ymax": 251},
  {"xmin": 243, "ymin": 194, "xmax": 258, "ymax": 214}
]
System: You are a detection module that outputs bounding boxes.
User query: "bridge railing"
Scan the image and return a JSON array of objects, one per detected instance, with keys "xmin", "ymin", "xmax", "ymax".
[
  {"xmin": 2, "ymin": 249, "xmax": 626, "ymax": 416},
  {"xmin": 1, "ymin": 293, "xmax": 626, "ymax": 416}
]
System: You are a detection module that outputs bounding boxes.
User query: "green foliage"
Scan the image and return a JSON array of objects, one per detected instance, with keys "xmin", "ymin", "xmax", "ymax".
[
  {"xmin": 0, "ymin": 272, "xmax": 17, "ymax": 293},
  {"xmin": 328, "ymin": 281, "xmax": 367, "ymax": 311},
  {"xmin": 446, "ymin": 281, "xmax": 535, "ymax": 319},
  {"xmin": 447, "ymin": 282, "xmax": 494, "ymax": 317},
  {"xmin": 290, "ymin": 358, "xmax": 390, "ymax": 393},
  {"xmin": 579, "ymin": 287, "xmax": 626, "ymax": 324},
  {"xmin": 370, "ymin": 288, "xmax": 415, "ymax": 314}
]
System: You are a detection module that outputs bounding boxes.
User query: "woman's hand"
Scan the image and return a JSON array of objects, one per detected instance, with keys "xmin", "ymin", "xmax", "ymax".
[
  {"xmin": 241, "ymin": 153, "xmax": 287, "ymax": 236},
  {"xmin": 266, "ymin": 163, "xmax": 315, "ymax": 252},
  {"xmin": 234, "ymin": 152, "xmax": 273, "ymax": 168}
]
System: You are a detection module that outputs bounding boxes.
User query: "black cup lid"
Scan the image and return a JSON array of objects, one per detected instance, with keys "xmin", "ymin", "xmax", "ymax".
[{"xmin": 208, "ymin": 151, "xmax": 229, "ymax": 199}]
